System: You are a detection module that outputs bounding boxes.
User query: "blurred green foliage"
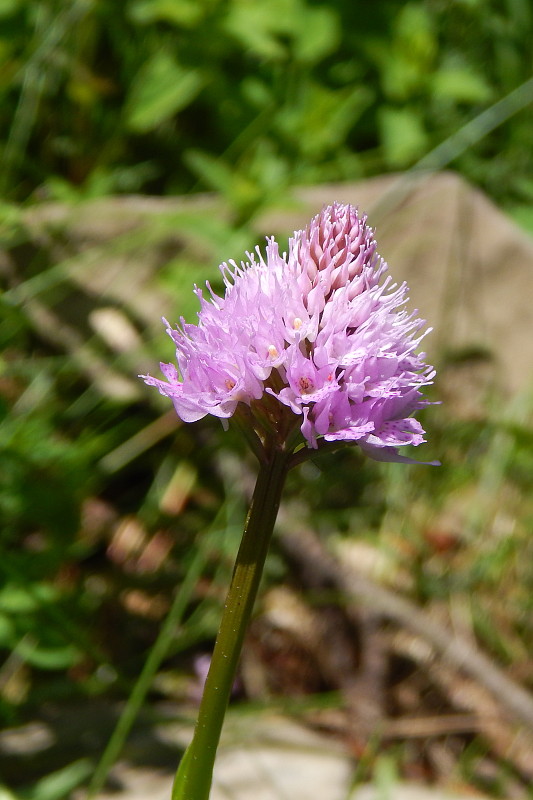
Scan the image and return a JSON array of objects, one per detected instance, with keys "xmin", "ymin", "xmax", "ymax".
[
  {"xmin": 1, "ymin": 2, "xmax": 533, "ymax": 797},
  {"xmin": 1, "ymin": 0, "xmax": 532, "ymax": 217}
]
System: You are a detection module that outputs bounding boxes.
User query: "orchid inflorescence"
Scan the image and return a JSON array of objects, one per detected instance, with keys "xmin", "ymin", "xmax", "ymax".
[{"xmin": 143, "ymin": 202, "xmax": 436, "ymax": 465}]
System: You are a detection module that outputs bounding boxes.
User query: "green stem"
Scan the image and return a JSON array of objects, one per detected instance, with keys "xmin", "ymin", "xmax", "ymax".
[{"xmin": 172, "ymin": 446, "xmax": 290, "ymax": 800}]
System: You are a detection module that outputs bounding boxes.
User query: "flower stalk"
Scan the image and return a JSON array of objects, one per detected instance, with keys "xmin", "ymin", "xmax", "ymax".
[
  {"xmin": 142, "ymin": 203, "xmax": 439, "ymax": 800},
  {"xmin": 172, "ymin": 445, "xmax": 291, "ymax": 800}
]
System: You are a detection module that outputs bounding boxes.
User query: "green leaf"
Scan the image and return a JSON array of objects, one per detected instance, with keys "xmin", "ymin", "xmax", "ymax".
[
  {"xmin": 394, "ymin": 3, "xmax": 436, "ymax": 65},
  {"xmin": 432, "ymin": 67, "xmax": 493, "ymax": 103},
  {"xmin": 223, "ymin": 0, "xmax": 310, "ymax": 61},
  {"xmin": 224, "ymin": 4, "xmax": 288, "ymax": 60},
  {"xmin": 378, "ymin": 106, "xmax": 428, "ymax": 168},
  {"xmin": 0, "ymin": 0, "xmax": 20, "ymax": 19},
  {"xmin": 16, "ymin": 639, "xmax": 80, "ymax": 670},
  {"xmin": 0, "ymin": 200, "xmax": 24, "ymax": 241},
  {"xmin": 183, "ymin": 150, "xmax": 261, "ymax": 214},
  {"xmin": 26, "ymin": 759, "xmax": 93, "ymax": 800},
  {"xmin": 125, "ymin": 51, "xmax": 204, "ymax": 133},
  {"xmin": 507, "ymin": 205, "xmax": 533, "ymax": 235},
  {"xmin": 0, "ymin": 584, "xmax": 60, "ymax": 614},
  {"xmin": 0, "ymin": 612, "xmax": 15, "ymax": 645},
  {"xmin": 293, "ymin": 7, "xmax": 339, "ymax": 64},
  {"xmin": 183, "ymin": 150, "xmax": 237, "ymax": 195},
  {"xmin": 129, "ymin": 0, "xmax": 204, "ymax": 27},
  {"xmin": 277, "ymin": 83, "xmax": 371, "ymax": 159},
  {"xmin": 376, "ymin": 4, "xmax": 437, "ymax": 101}
]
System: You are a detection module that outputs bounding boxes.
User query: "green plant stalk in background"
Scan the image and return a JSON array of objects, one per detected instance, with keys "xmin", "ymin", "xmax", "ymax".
[
  {"xmin": 172, "ymin": 446, "xmax": 290, "ymax": 800},
  {"xmin": 86, "ymin": 542, "xmax": 210, "ymax": 800}
]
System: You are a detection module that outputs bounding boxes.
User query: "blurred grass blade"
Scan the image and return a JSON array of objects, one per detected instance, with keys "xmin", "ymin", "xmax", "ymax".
[
  {"xmin": 86, "ymin": 541, "xmax": 209, "ymax": 799},
  {"xmin": 24, "ymin": 759, "xmax": 93, "ymax": 800}
]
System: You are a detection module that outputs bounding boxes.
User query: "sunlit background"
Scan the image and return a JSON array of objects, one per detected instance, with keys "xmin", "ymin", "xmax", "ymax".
[{"xmin": 1, "ymin": 2, "xmax": 533, "ymax": 799}]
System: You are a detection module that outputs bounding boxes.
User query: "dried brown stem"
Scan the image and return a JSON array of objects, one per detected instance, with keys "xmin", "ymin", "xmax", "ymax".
[{"xmin": 279, "ymin": 524, "xmax": 533, "ymax": 734}]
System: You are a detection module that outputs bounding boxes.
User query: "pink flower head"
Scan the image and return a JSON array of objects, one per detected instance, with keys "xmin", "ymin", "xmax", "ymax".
[{"xmin": 142, "ymin": 204, "xmax": 437, "ymax": 464}]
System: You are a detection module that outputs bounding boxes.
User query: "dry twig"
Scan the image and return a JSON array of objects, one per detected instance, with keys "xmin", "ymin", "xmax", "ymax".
[{"xmin": 279, "ymin": 524, "xmax": 533, "ymax": 735}]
